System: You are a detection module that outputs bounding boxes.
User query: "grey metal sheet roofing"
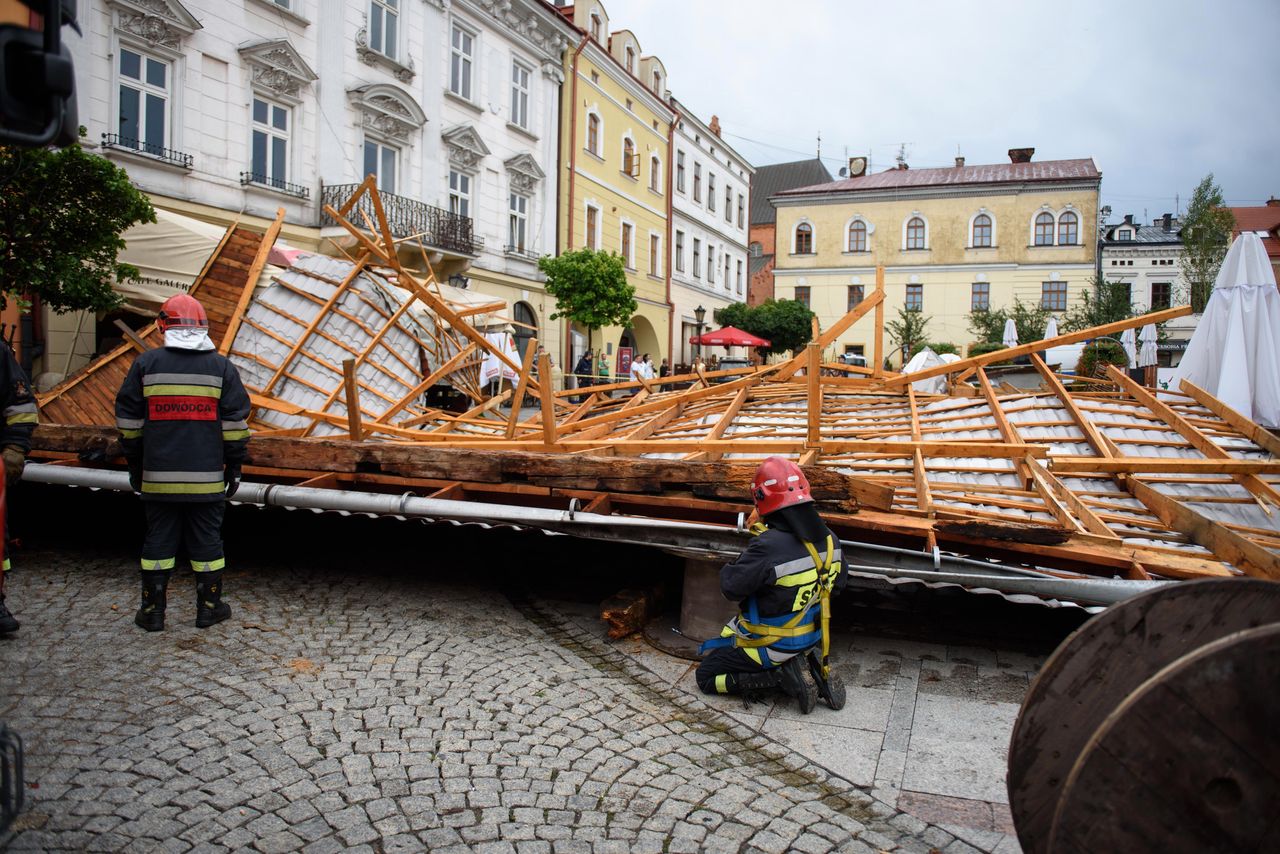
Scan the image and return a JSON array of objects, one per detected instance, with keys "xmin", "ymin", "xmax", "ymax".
[
  {"xmin": 750, "ymin": 159, "xmax": 833, "ymax": 224},
  {"xmin": 778, "ymin": 158, "xmax": 1101, "ymax": 198}
]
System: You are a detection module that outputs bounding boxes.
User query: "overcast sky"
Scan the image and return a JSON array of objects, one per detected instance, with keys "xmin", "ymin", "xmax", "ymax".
[{"xmin": 618, "ymin": 0, "xmax": 1280, "ymax": 220}]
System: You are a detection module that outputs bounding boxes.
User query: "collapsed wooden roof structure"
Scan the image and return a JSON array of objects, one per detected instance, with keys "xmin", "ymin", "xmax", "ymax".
[{"xmin": 32, "ymin": 180, "xmax": 1280, "ymax": 587}]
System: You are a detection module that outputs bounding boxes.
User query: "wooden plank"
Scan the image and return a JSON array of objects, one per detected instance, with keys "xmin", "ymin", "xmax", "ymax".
[
  {"xmin": 1105, "ymin": 365, "xmax": 1280, "ymax": 508},
  {"xmin": 883, "ymin": 305, "xmax": 1194, "ymax": 389},
  {"xmin": 1026, "ymin": 456, "xmax": 1118, "ymax": 538},
  {"xmin": 806, "ymin": 342, "xmax": 821, "ymax": 447},
  {"xmin": 1051, "ymin": 457, "xmax": 1280, "ymax": 475},
  {"xmin": 538, "ymin": 351, "xmax": 556, "ymax": 446},
  {"xmin": 219, "ymin": 208, "xmax": 285, "ymax": 355},
  {"xmin": 112, "ymin": 319, "xmax": 150, "ymax": 354},
  {"xmin": 775, "ymin": 284, "xmax": 885, "ymax": 380},
  {"xmin": 872, "ymin": 264, "xmax": 885, "ymax": 377},
  {"xmin": 505, "ymin": 337, "xmax": 538, "ymax": 439},
  {"xmin": 700, "ymin": 382, "xmax": 756, "ymax": 462},
  {"xmin": 342, "ymin": 359, "xmax": 363, "ymax": 441},
  {"xmin": 1179, "ymin": 379, "xmax": 1280, "ymax": 457}
]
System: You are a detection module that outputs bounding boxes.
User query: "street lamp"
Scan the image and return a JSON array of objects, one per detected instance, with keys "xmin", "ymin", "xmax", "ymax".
[{"xmin": 694, "ymin": 304, "xmax": 706, "ymax": 362}]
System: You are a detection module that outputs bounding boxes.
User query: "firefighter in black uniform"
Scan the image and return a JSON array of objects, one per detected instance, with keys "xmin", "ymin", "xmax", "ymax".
[
  {"xmin": 0, "ymin": 339, "xmax": 37, "ymax": 636},
  {"xmin": 696, "ymin": 456, "xmax": 847, "ymax": 712},
  {"xmin": 115, "ymin": 294, "xmax": 250, "ymax": 631}
]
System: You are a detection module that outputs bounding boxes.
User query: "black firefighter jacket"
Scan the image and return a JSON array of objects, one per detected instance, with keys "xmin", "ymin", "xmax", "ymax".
[
  {"xmin": 115, "ymin": 347, "xmax": 250, "ymax": 502},
  {"xmin": 720, "ymin": 526, "xmax": 847, "ymax": 620},
  {"xmin": 0, "ymin": 340, "xmax": 37, "ymax": 452}
]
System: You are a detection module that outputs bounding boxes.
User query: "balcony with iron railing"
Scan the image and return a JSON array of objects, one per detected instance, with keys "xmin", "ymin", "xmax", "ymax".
[
  {"xmin": 101, "ymin": 133, "xmax": 193, "ymax": 170},
  {"xmin": 240, "ymin": 172, "xmax": 310, "ymax": 200},
  {"xmin": 319, "ymin": 183, "xmax": 475, "ymax": 256}
]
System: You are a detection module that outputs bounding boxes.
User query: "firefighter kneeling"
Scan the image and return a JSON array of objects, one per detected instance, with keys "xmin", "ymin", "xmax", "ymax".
[
  {"xmin": 696, "ymin": 457, "xmax": 847, "ymax": 713},
  {"xmin": 114, "ymin": 294, "xmax": 250, "ymax": 631}
]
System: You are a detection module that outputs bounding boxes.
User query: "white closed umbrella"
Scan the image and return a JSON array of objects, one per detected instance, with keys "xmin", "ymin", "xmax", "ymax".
[
  {"xmin": 1173, "ymin": 232, "xmax": 1280, "ymax": 426},
  {"xmin": 1044, "ymin": 317, "xmax": 1059, "ymax": 340},
  {"xmin": 1120, "ymin": 328, "xmax": 1139, "ymax": 369},
  {"xmin": 1002, "ymin": 318, "xmax": 1019, "ymax": 349},
  {"xmin": 1139, "ymin": 324, "xmax": 1159, "ymax": 368}
]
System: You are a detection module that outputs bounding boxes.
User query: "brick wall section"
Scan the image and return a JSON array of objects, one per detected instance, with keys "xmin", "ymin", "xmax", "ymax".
[{"xmin": 748, "ymin": 255, "xmax": 775, "ymax": 306}]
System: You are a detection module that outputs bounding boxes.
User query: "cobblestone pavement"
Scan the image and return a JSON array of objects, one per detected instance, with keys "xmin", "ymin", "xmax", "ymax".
[{"xmin": 1, "ymin": 537, "xmax": 974, "ymax": 854}]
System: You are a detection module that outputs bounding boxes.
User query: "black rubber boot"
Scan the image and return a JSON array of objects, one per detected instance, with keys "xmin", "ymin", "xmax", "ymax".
[
  {"xmin": 134, "ymin": 570, "xmax": 170, "ymax": 632},
  {"xmin": 195, "ymin": 571, "xmax": 231, "ymax": 628},
  {"xmin": 733, "ymin": 669, "xmax": 783, "ymax": 707},
  {"xmin": 780, "ymin": 655, "xmax": 818, "ymax": 714},
  {"xmin": 0, "ymin": 594, "xmax": 18, "ymax": 635}
]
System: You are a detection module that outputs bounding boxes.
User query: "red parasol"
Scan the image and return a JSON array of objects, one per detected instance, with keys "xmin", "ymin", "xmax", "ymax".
[{"xmin": 688, "ymin": 325, "xmax": 771, "ymax": 347}]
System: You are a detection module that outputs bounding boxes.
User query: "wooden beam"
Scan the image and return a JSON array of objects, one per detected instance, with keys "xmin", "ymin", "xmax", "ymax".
[
  {"xmin": 341, "ymin": 359, "xmax": 363, "ymax": 441},
  {"xmin": 538, "ymin": 352, "xmax": 556, "ymax": 446},
  {"xmin": 700, "ymin": 381, "xmax": 757, "ymax": 461},
  {"xmin": 806, "ymin": 342, "xmax": 821, "ymax": 447},
  {"xmin": 1026, "ymin": 456, "xmax": 1117, "ymax": 537},
  {"xmin": 1105, "ymin": 365, "xmax": 1280, "ymax": 507},
  {"xmin": 872, "ymin": 265, "xmax": 885, "ymax": 377},
  {"xmin": 1051, "ymin": 457, "xmax": 1280, "ymax": 475},
  {"xmin": 112, "ymin": 319, "xmax": 150, "ymax": 354},
  {"xmin": 505, "ymin": 337, "xmax": 537, "ymax": 439},
  {"xmin": 1179, "ymin": 379, "xmax": 1280, "ymax": 457},
  {"xmin": 883, "ymin": 305, "xmax": 1194, "ymax": 389},
  {"xmin": 775, "ymin": 284, "xmax": 885, "ymax": 380},
  {"xmin": 1127, "ymin": 477, "xmax": 1280, "ymax": 580},
  {"xmin": 1030, "ymin": 353, "xmax": 1113, "ymax": 459},
  {"xmin": 375, "ymin": 342, "xmax": 478, "ymax": 424},
  {"xmin": 907, "ymin": 387, "xmax": 932, "ymax": 515},
  {"xmin": 220, "ymin": 207, "xmax": 286, "ymax": 355}
]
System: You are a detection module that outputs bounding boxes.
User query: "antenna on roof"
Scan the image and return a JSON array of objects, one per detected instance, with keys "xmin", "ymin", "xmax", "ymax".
[
  {"xmin": 895, "ymin": 143, "xmax": 910, "ymax": 170},
  {"xmin": 816, "ymin": 130, "xmax": 821, "ymax": 160}
]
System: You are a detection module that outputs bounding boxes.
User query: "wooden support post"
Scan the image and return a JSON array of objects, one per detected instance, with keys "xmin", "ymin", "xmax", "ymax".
[
  {"xmin": 774, "ymin": 284, "xmax": 886, "ymax": 380},
  {"xmin": 907, "ymin": 387, "xmax": 933, "ymax": 515},
  {"xmin": 220, "ymin": 207, "xmax": 286, "ymax": 355},
  {"xmin": 112, "ymin": 319, "xmax": 150, "ymax": 354},
  {"xmin": 806, "ymin": 342, "xmax": 821, "ymax": 448},
  {"xmin": 342, "ymin": 359, "xmax": 363, "ymax": 441},
  {"xmin": 505, "ymin": 337, "xmax": 537, "ymax": 439},
  {"xmin": 872, "ymin": 265, "xmax": 885, "ymax": 377},
  {"xmin": 538, "ymin": 352, "xmax": 556, "ymax": 446}
]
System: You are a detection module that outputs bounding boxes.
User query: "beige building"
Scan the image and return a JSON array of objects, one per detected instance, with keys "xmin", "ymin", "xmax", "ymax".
[{"xmin": 771, "ymin": 150, "xmax": 1101, "ymax": 366}]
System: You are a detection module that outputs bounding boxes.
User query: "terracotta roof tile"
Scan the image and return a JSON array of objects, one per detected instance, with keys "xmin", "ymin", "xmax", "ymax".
[{"xmin": 1228, "ymin": 206, "xmax": 1280, "ymax": 259}]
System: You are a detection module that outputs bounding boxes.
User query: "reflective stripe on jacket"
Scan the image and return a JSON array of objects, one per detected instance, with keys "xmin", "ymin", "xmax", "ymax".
[{"xmin": 0, "ymin": 340, "xmax": 36, "ymax": 451}]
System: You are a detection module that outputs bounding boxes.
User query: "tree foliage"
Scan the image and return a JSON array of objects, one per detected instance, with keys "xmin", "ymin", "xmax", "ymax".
[
  {"xmin": 1180, "ymin": 173, "xmax": 1235, "ymax": 313},
  {"xmin": 0, "ymin": 137, "xmax": 155, "ymax": 312},
  {"xmin": 1061, "ymin": 276, "xmax": 1137, "ymax": 332},
  {"xmin": 711, "ymin": 299, "xmax": 813, "ymax": 357},
  {"xmin": 967, "ymin": 299, "xmax": 1053, "ymax": 347},
  {"xmin": 1075, "ymin": 340, "xmax": 1129, "ymax": 378},
  {"xmin": 909, "ymin": 341, "xmax": 958, "ymax": 358},
  {"xmin": 886, "ymin": 305, "xmax": 931, "ymax": 362},
  {"xmin": 539, "ymin": 248, "xmax": 636, "ymax": 349}
]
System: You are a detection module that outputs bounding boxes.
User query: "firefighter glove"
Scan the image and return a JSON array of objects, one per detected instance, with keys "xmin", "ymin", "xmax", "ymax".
[
  {"xmin": 2, "ymin": 445, "xmax": 25, "ymax": 485},
  {"xmin": 224, "ymin": 466, "xmax": 241, "ymax": 499},
  {"xmin": 128, "ymin": 464, "xmax": 142, "ymax": 494}
]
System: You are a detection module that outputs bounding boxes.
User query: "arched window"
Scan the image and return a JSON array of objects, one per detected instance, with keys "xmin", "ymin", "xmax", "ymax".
[
  {"xmin": 906, "ymin": 217, "xmax": 925, "ymax": 250},
  {"xmin": 622, "ymin": 137, "xmax": 635, "ymax": 176},
  {"xmin": 972, "ymin": 214, "xmax": 992, "ymax": 248},
  {"xmin": 513, "ymin": 301, "xmax": 537, "ymax": 360},
  {"xmin": 586, "ymin": 113, "xmax": 600, "ymax": 155},
  {"xmin": 1058, "ymin": 211, "xmax": 1079, "ymax": 245},
  {"xmin": 794, "ymin": 222, "xmax": 813, "ymax": 254},
  {"xmin": 1035, "ymin": 212, "xmax": 1055, "ymax": 246},
  {"xmin": 649, "ymin": 154, "xmax": 661, "ymax": 191},
  {"xmin": 749, "ymin": 242, "xmax": 762, "ymax": 257},
  {"xmin": 848, "ymin": 220, "xmax": 867, "ymax": 252}
]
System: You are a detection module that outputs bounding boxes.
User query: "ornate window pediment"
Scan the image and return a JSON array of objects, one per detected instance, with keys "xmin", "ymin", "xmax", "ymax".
[
  {"xmin": 107, "ymin": 0, "xmax": 201, "ymax": 52},
  {"xmin": 442, "ymin": 124, "xmax": 491, "ymax": 171},
  {"xmin": 348, "ymin": 84, "xmax": 427, "ymax": 142},
  {"xmin": 238, "ymin": 40, "xmax": 317, "ymax": 104},
  {"xmin": 505, "ymin": 153, "xmax": 544, "ymax": 193}
]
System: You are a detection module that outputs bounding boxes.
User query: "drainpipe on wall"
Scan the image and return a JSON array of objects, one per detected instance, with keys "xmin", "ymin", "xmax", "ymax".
[{"xmin": 665, "ymin": 105, "xmax": 681, "ymax": 368}]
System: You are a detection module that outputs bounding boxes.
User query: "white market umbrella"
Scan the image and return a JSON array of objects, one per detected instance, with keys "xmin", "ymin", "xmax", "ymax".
[
  {"xmin": 1044, "ymin": 317, "xmax": 1059, "ymax": 340},
  {"xmin": 1002, "ymin": 318, "xmax": 1019, "ymax": 349},
  {"xmin": 1139, "ymin": 324, "xmax": 1159, "ymax": 368},
  {"xmin": 1120, "ymin": 328, "xmax": 1139, "ymax": 369},
  {"xmin": 1172, "ymin": 232, "xmax": 1280, "ymax": 427}
]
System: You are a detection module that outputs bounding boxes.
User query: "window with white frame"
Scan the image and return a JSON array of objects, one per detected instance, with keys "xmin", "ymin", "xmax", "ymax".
[
  {"xmin": 590, "ymin": 13, "xmax": 601, "ymax": 41},
  {"xmin": 510, "ymin": 61, "xmax": 530, "ymax": 129},
  {"xmin": 450, "ymin": 24, "xmax": 475, "ymax": 100},
  {"xmin": 972, "ymin": 213, "xmax": 992, "ymax": 248},
  {"xmin": 622, "ymin": 137, "xmax": 636, "ymax": 177},
  {"xmin": 1058, "ymin": 211, "xmax": 1079, "ymax": 245},
  {"xmin": 585, "ymin": 204, "xmax": 599, "ymax": 249},
  {"xmin": 116, "ymin": 47, "xmax": 170, "ymax": 155},
  {"xmin": 708, "ymin": 173, "xmax": 716, "ymax": 211},
  {"xmin": 736, "ymin": 259, "xmax": 743, "ymax": 294},
  {"xmin": 586, "ymin": 113, "xmax": 600, "ymax": 155},
  {"xmin": 724, "ymin": 185, "xmax": 732, "ymax": 222},
  {"xmin": 676, "ymin": 151, "xmax": 685, "ymax": 192},
  {"xmin": 794, "ymin": 222, "xmax": 813, "ymax": 254},
  {"xmin": 1034, "ymin": 212, "xmax": 1055, "ymax": 246},
  {"xmin": 848, "ymin": 220, "xmax": 867, "ymax": 252},
  {"xmin": 508, "ymin": 192, "xmax": 528, "ymax": 252},
  {"xmin": 649, "ymin": 233, "xmax": 661, "ymax": 276},
  {"xmin": 649, "ymin": 155, "xmax": 661, "ymax": 192},
  {"xmin": 448, "ymin": 169, "xmax": 471, "ymax": 217},
  {"xmin": 737, "ymin": 194, "xmax": 744, "ymax": 228},
  {"xmin": 363, "ymin": 139, "xmax": 397, "ymax": 193},
  {"xmin": 692, "ymin": 238, "xmax": 701, "ymax": 278},
  {"xmin": 675, "ymin": 230, "xmax": 685, "ymax": 272},
  {"xmin": 621, "ymin": 222, "xmax": 634, "ymax": 268},
  {"xmin": 624, "ymin": 46, "xmax": 635, "ymax": 74},
  {"xmin": 906, "ymin": 217, "xmax": 926, "ymax": 250},
  {"xmin": 369, "ymin": 0, "xmax": 399, "ymax": 61},
  {"xmin": 693, "ymin": 162, "xmax": 701, "ymax": 201},
  {"xmin": 723, "ymin": 254, "xmax": 730, "ymax": 289},
  {"xmin": 250, "ymin": 96, "xmax": 290, "ymax": 188},
  {"xmin": 707, "ymin": 245, "xmax": 716, "ymax": 283}
]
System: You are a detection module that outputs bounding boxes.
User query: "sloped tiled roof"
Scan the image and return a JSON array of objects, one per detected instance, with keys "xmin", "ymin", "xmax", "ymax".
[
  {"xmin": 1229, "ymin": 205, "xmax": 1280, "ymax": 259},
  {"xmin": 750, "ymin": 159, "xmax": 833, "ymax": 224},
  {"xmin": 777, "ymin": 158, "xmax": 1101, "ymax": 198}
]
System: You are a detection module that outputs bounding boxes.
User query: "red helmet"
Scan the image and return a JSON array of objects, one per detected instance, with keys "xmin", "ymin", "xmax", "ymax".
[
  {"xmin": 157, "ymin": 294, "xmax": 208, "ymax": 333},
  {"xmin": 752, "ymin": 456, "xmax": 813, "ymax": 516}
]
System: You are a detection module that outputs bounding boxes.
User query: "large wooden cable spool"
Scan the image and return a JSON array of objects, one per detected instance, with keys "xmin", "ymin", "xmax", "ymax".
[
  {"xmin": 1006, "ymin": 578, "xmax": 1280, "ymax": 854},
  {"xmin": 1048, "ymin": 624, "xmax": 1280, "ymax": 853}
]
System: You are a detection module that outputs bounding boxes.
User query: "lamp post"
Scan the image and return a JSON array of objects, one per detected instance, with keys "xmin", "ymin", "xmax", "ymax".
[{"xmin": 694, "ymin": 304, "xmax": 706, "ymax": 362}]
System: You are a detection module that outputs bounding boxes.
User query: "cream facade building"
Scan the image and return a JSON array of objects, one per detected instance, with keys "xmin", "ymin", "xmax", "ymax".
[
  {"xmin": 553, "ymin": 1, "xmax": 674, "ymax": 376},
  {"xmin": 53, "ymin": 0, "xmax": 572, "ymax": 384},
  {"xmin": 771, "ymin": 151, "xmax": 1101, "ymax": 366}
]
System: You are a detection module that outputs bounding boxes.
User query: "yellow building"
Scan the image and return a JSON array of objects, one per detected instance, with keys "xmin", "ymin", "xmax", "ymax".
[
  {"xmin": 554, "ymin": 2, "xmax": 675, "ymax": 375},
  {"xmin": 771, "ymin": 150, "xmax": 1101, "ymax": 366}
]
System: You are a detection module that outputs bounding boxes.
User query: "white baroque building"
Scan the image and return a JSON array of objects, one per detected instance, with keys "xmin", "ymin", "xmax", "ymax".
[
  {"xmin": 56, "ymin": 0, "xmax": 573, "ymax": 379},
  {"xmin": 668, "ymin": 103, "xmax": 753, "ymax": 367}
]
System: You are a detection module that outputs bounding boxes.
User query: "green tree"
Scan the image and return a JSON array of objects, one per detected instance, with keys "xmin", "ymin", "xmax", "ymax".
[
  {"xmin": 886, "ymin": 305, "xmax": 931, "ymax": 363},
  {"xmin": 0, "ymin": 137, "xmax": 155, "ymax": 311},
  {"xmin": 966, "ymin": 299, "xmax": 1053, "ymax": 346},
  {"xmin": 1181, "ymin": 173, "xmax": 1236, "ymax": 312},
  {"xmin": 539, "ymin": 248, "xmax": 636, "ymax": 351},
  {"xmin": 1062, "ymin": 276, "xmax": 1137, "ymax": 332},
  {"xmin": 712, "ymin": 302, "xmax": 751, "ymax": 330},
  {"xmin": 748, "ymin": 298, "xmax": 813, "ymax": 358}
]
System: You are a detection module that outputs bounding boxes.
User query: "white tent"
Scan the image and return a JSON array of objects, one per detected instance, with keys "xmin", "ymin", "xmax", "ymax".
[
  {"xmin": 1002, "ymin": 318, "xmax": 1018, "ymax": 349},
  {"xmin": 902, "ymin": 346, "xmax": 952, "ymax": 395},
  {"xmin": 1172, "ymin": 232, "xmax": 1280, "ymax": 427},
  {"xmin": 116, "ymin": 209, "xmax": 229, "ymax": 305}
]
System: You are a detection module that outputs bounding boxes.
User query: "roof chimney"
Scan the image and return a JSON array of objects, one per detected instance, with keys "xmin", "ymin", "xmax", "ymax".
[
  {"xmin": 1268, "ymin": 196, "xmax": 1280, "ymax": 207},
  {"xmin": 955, "ymin": 156, "xmax": 965, "ymax": 168},
  {"xmin": 1008, "ymin": 147, "xmax": 1035, "ymax": 164},
  {"xmin": 1123, "ymin": 214, "xmax": 1134, "ymax": 226},
  {"xmin": 1162, "ymin": 213, "xmax": 1172, "ymax": 232},
  {"xmin": 709, "ymin": 115, "xmax": 721, "ymax": 137}
]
